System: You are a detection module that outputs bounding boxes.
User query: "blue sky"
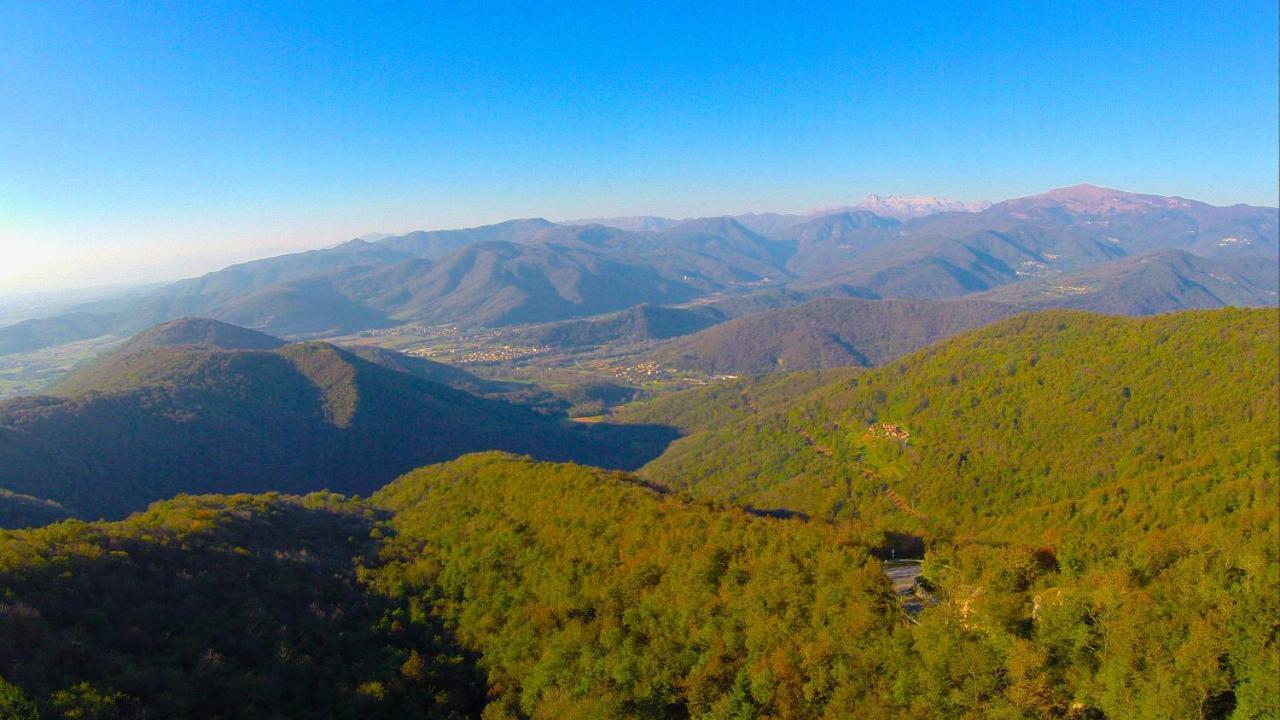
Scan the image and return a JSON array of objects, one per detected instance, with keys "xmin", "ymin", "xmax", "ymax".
[{"xmin": 1, "ymin": 1, "xmax": 1277, "ymax": 291}]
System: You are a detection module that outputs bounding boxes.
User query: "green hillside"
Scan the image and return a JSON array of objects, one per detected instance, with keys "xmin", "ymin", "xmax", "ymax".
[
  {"xmin": 5, "ymin": 444, "xmax": 1273, "ymax": 718},
  {"xmin": 0, "ymin": 492, "xmax": 483, "ymax": 718},
  {"xmin": 369, "ymin": 453, "xmax": 901, "ymax": 719},
  {"xmin": 618, "ymin": 307, "xmax": 1280, "ymax": 717},
  {"xmin": 0, "ymin": 454, "xmax": 899, "ymax": 719},
  {"xmin": 627, "ymin": 309, "xmax": 1278, "ymax": 527},
  {"xmin": 0, "ymin": 309, "xmax": 1275, "ymax": 719},
  {"xmin": 0, "ymin": 337, "xmax": 673, "ymax": 522}
]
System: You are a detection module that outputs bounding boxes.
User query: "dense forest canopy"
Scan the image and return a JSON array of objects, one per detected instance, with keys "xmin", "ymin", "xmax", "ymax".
[
  {"xmin": 0, "ymin": 308, "xmax": 1274, "ymax": 719},
  {"xmin": 369, "ymin": 453, "xmax": 902, "ymax": 719},
  {"xmin": 622, "ymin": 309, "xmax": 1278, "ymax": 535},
  {"xmin": 0, "ymin": 492, "xmax": 485, "ymax": 718}
]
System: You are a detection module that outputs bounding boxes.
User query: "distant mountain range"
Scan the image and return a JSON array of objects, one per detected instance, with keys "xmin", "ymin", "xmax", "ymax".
[
  {"xmin": 974, "ymin": 248, "xmax": 1279, "ymax": 314},
  {"xmin": 1, "ymin": 185, "xmax": 1275, "ymax": 359},
  {"xmin": 847, "ymin": 194, "xmax": 992, "ymax": 218},
  {"xmin": 510, "ymin": 303, "xmax": 723, "ymax": 349},
  {"xmin": 565, "ymin": 193, "xmax": 991, "ymax": 230},
  {"xmin": 0, "ymin": 319, "xmax": 673, "ymax": 523},
  {"xmin": 648, "ymin": 297, "xmax": 1019, "ymax": 373}
]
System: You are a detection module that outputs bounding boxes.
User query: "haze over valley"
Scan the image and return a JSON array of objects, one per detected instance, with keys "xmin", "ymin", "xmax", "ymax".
[
  {"xmin": 2, "ymin": 180, "xmax": 1277, "ymax": 720},
  {"xmin": 1, "ymin": 2, "xmax": 1276, "ymax": 718},
  {"xmin": 2, "ymin": 184, "xmax": 1275, "ymax": 395}
]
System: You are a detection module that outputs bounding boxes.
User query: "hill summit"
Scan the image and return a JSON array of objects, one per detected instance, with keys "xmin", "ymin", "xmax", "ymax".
[{"xmin": 0, "ymin": 321, "xmax": 675, "ymax": 522}]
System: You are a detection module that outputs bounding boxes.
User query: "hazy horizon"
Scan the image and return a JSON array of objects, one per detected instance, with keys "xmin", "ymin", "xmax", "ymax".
[
  {"xmin": 2, "ymin": 182, "xmax": 1278, "ymax": 296},
  {"xmin": 2, "ymin": 2, "xmax": 1277, "ymax": 293}
]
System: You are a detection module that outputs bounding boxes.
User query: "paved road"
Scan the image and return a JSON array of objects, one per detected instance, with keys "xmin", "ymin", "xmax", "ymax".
[{"xmin": 884, "ymin": 560, "xmax": 925, "ymax": 615}]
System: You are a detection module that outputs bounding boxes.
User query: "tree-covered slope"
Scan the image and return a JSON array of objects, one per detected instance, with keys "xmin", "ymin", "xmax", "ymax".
[
  {"xmin": 359, "ymin": 240, "xmax": 707, "ymax": 327},
  {"xmin": 1, "ymin": 439, "xmax": 1273, "ymax": 718},
  {"xmin": 0, "ymin": 492, "xmax": 483, "ymax": 719},
  {"xmin": 510, "ymin": 303, "xmax": 722, "ymax": 349},
  {"xmin": 617, "ymin": 308, "xmax": 1280, "ymax": 718},
  {"xmin": 209, "ymin": 277, "xmax": 396, "ymax": 337},
  {"xmin": 109, "ymin": 316, "xmax": 286, "ymax": 352},
  {"xmin": 50, "ymin": 317, "xmax": 286, "ymax": 395},
  {"xmin": 369, "ymin": 453, "xmax": 901, "ymax": 719},
  {"xmin": 0, "ymin": 339, "xmax": 673, "ymax": 522},
  {"xmin": 67, "ymin": 316, "xmax": 534, "ymax": 402},
  {"xmin": 650, "ymin": 297, "xmax": 1018, "ymax": 373},
  {"xmin": 628, "ymin": 308, "xmax": 1278, "ymax": 530}
]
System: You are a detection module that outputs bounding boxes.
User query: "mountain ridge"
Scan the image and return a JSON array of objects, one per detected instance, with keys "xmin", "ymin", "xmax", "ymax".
[
  {"xmin": 649, "ymin": 296, "xmax": 1020, "ymax": 373},
  {"xmin": 1, "ymin": 185, "xmax": 1274, "ymax": 358},
  {"xmin": 0, "ymin": 323, "xmax": 676, "ymax": 521}
]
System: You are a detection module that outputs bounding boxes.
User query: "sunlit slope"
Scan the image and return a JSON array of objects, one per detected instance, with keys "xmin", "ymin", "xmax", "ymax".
[
  {"xmin": 626, "ymin": 308, "xmax": 1278, "ymax": 535},
  {"xmin": 371, "ymin": 452, "xmax": 900, "ymax": 718}
]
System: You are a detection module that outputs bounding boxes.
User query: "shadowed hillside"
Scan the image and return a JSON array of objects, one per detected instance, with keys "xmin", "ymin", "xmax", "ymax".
[
  {"xmin": 0, "ymin": 328, "xmax": 677, "ymax": 522},
  {"xmin": 510, "ymin": 303, "xmax": 722, "ymax": 348},
  {"xmin": 0, "ymin": 493, "xmax": 484, "ymax": 718}
]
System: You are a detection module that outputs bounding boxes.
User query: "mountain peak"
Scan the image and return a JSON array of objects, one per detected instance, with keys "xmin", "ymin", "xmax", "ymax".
[
  {"xmin": 1013, "ymin": 185, "xmax": 1204, "ymax": 213},
  {"xmin": 122, "ymin": 317, "xmax": 286, "ymax": 352},
  {"xmin": 559, "ymin": 215, "xmax": 683, "ymax": 232},
  {"xmin": 497, "ymin": 217, "xmax": 555, "ymax": 229},
  {"xmin": 851, "ymin": 195, "xmax": 991, "ymax": 219},
  {"xmin": 664, "ymin": 216, "xmax": 758, "ymax": 237}
]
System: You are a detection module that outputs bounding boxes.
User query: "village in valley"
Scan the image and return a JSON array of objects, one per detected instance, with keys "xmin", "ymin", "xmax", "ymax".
[{"xmin": 333, "ymin": 321, "xmax": 724, "ymax": 415}]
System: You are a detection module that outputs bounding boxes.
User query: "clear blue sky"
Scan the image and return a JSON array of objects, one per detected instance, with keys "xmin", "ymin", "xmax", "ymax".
[{"xmin": 1, "ymin": 1, "xmax": 1277, "ymax": 290}]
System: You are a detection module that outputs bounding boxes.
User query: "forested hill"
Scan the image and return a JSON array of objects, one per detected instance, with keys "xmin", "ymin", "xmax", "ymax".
[
  {"xmin": 649, "ymin": 296, "xmax": 1018, "ymax": 373},
  {"xmin": 0, "ymin": 492, "xmax": 486, "ymax": 718},
  {"xmin": 0, "ymin": 309, "xmax": 1274, "ymax": 718},
  {"xmin": 52, "ymin": 316, "xmax": 525, "ymax": 401},
  {"xmin": 0, "ymin": 455, "xmax": 905, "ymax": 719},
  {"xmin": 109, "ymin": 316, "xmax": 286, "ymax": 352},
  {"xmin": 615, "ymin": 307, "xmax": 1279, "ymax": 717},
  {"xmin": 622, "ymin": 307, "xmax": 1278, "ymax": 532},
  {"xmin": 369, "ymin": 453, "xmax": 902, "ymax": 718},
  {"xmin": 50, "ymin": 317, "xmax": 287, "ymax": 395},
  {"xmin": 2, "ymin": 447, "xmax": 1274, "ymax": 718},
  {"xmin": 0, "ymin": 334, "xmax": 675, "ymax": 523}
]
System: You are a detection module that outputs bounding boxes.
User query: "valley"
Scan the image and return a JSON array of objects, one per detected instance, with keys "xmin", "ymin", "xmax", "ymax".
[
  {"xmin": 2, "ymin": 185, "xmax": 1276, "ymax": 398},
  {"xmin": 0, "ymin": 307, "xmax": 1273, "ymax": 718},
  {"xmin": 0, "ymin": 188, "xmax": 1275, "ymax": 720},
  {"xmin": 6, "ymin": 6, "xmax": 1276, "ymax": 717}
]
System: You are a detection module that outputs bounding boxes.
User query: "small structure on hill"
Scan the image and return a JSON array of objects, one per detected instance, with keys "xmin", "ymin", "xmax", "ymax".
[{"xmin": 869, "ymin": 422, "xmax": 911, "ymax": 442}]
